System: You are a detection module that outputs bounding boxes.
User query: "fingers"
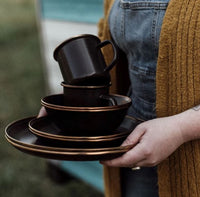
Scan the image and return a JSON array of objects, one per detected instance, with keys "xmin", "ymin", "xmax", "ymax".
[
  {"xmin": 101, "ymin": 140, "xmax": 146, "ymax": 168},
  {"xmin": 101, "ymin": 124, "xmax": 148, "ymax": 167},
  {"xmin": 121, "ymin": 124, "xmax": 146, "ymax": 146},
  {"xmin": 37, "ymin": 107, "xmax": 47, "ymax": 118}
]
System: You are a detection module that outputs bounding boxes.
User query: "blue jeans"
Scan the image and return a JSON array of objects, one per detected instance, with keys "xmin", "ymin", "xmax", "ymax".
[
  {"xmin": 109, "ymin": 0, "xmax": 169, "ymax": 120},
  {"xmin": 121, "ymin": 167, "xmax": 159, "ymax": 197},
  {"xmin": 109, "ymin": 0, "xmax": 169, "ymax": 196},
  {"xmin": 119, "ymin": 116, "xmax": 159, "ymax": 197}
]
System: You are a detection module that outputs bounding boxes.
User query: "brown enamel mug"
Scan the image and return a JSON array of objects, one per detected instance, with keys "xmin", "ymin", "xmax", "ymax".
[
  {"xmin": 53, "ymin": 34, "xmax": 118, "ymax": 85},
  {"xmin": 61, "ymin": 82, "xmax": 116, "ymax": 107}
]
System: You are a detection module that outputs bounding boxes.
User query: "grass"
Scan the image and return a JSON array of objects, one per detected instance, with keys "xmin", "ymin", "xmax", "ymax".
[{"xmin": 0, "ymin": 0, "xmax": 103, "ymax": 196}]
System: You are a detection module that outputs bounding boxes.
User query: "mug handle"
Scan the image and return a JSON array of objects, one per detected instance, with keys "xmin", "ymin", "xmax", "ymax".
[
  {"xmin": 99, "ymin": 95, "xmax": 117, "ymax": 106},
  {"xmin": 96, "ymin": 40, "xmax": 118, "ymax": 72}
]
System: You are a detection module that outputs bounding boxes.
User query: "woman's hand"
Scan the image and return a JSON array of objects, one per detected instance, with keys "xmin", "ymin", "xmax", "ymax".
[
  {"xmin": 101, "ymin": 115, "xmax": 185, "ymax": 168},
  {"xmin": 37, "ymin": 106, "xmax": 47, "ymax": 118}
]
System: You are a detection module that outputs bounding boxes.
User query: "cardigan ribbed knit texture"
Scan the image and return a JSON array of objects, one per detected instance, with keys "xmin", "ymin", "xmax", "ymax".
[
  {"xmin": 98, "ymin": 0, "xmax": 200, "ymax": 196},
  {"xmin": 156, "ymin": 0, "xmax": 200, "ymax": 196}
]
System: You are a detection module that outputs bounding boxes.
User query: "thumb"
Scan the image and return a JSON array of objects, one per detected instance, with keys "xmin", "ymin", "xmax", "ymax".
[
  {"xmin": 121, "ymin": 124, "xmax": 146, "ymax": 146},
  {"xmin": 37, "ymin": 107, "xmax": 47, "ymax": 118}
]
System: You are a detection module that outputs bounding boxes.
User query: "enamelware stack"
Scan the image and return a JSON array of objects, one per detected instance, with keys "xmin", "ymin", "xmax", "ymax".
[{"xmin": 5, "ymin": 34, "xmax": 134, "ymax": 161}]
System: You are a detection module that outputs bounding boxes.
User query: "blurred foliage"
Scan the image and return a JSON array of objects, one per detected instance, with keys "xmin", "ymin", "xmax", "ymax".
[
  {"xmin": 0, "ymin": 0, "xmax": 104, "ymax": 196},
  {"xmin": 0, "ymin": 0, "xmax": 44, "ymax": 121}
]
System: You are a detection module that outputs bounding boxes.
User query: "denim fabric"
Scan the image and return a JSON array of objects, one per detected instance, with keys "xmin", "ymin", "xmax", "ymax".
[
  {"xmin": 109, "ymin": 0, "xmax": 169, "ymax": 196},
  {"xmin": 109, "ymin": 0, "xmax": 168, "ymax": 121},
  {"xmin": 121, "ymin": 167, "xmax": 159, "ymax": 197}
]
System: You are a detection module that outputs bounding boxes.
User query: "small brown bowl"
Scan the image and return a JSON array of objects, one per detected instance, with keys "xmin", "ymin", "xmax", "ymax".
[{"xmin": 41, "ymin": 94, "xmax": 131, "ymax": 136}]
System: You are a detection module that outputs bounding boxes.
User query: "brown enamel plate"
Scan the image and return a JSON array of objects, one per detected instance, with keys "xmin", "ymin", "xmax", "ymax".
[
  {"xmin": 5, "ymin": 117, "xmax": 133, "ymax": 160},
  {"xmin": 6, "ymin": 137, "xmax": 130, "ymax": 161},
  {"xmin": 28, "ymin": 116, "xmax": 130, "ymax": 141}
]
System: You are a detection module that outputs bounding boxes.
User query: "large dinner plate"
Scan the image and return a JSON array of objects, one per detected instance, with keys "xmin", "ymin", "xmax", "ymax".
[
  {"xmin": 6, "ymin": 137, "xmax": 131, "ymax": 161},
  {"xmin": 5, "ymin": 117, "xmax": 133, "ymax": 161}
]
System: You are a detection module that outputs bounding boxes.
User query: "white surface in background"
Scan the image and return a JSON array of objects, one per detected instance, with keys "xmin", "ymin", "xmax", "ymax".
[{"xmin": 40, "ymin": 19, "xmax": 97, "ymax": 93}]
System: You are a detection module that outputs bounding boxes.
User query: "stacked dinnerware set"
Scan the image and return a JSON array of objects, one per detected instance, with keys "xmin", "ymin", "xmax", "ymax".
[{"xmin": 5, "ymin": 34, "xmax": 134, "ymax": 161}]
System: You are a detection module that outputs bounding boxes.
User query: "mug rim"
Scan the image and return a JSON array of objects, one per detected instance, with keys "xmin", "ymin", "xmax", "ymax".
[
  {"xmin": 53, "ymin": 34, "xmax": 101, "ymax": 61},
  {"xmin": 61, "ymin": 81, "xmax": 112, "ymax": 89}
]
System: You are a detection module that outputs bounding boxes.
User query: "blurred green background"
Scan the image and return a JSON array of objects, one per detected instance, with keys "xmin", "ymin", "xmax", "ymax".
[{"xmin": 0, "ymin": 0, "xmax": 103, "ymax": 196}]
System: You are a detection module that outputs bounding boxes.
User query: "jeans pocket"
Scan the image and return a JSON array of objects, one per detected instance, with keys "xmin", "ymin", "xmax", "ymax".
[
  {"xmin": 128, "ymin": 93, "xmax": 156, "ymax": 120},
  {"xmin": 128, "ymin": 64, "xmax": 156, "ymax": 120}
]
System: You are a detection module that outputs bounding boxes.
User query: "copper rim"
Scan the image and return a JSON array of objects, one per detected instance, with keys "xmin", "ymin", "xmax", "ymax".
[
  {"xmin": 41, "ymin": 94, "xmax": 131, "ymax": 112},
  {"xmin": 28, "ymin": 117, "xmax": 130, "ymax": 141},
  {"xmin": 5, "ymin": 117, "xmax": 132, "ymax": 152},
  {"xmin": 53, "ymin": 34, "xmax": 100, "ymax": 61},
  {"xmin": 4, "ymin": 116, "xmax": 35, "ymax": 132},
  {"xmin": 6, "ymin": 134, "xmax": 131, "ymax": 152},
  {"xmin": 29, "ymin": 126, "xmax": 129, "ymax": 142},
  {"xmin": 6, "ymin": 136, "xmax": 132, "ymax": 155},
  {"xmin": 61, "ymin": 81, "xmax": 111, "ymax": 89}
]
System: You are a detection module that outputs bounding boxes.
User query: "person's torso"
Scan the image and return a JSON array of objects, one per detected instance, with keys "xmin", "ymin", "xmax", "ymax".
[{"xmin": 109, "ymin": 0, "xmax": 169, "ymax": 120}]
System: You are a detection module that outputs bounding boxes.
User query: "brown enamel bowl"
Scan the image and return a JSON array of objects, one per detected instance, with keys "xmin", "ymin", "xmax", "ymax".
[
  {"xmin": 41, "ymin": 94, "xmax": 131, "ymax": 136},
  {"xmin": 61, "ymin": 82, "xmax": 116, "ymax": 107}
]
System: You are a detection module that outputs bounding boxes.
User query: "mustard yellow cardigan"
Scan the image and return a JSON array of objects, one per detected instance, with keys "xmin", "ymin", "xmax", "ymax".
[{"xmin": 98, "ymin": 0, "xmax": 200, "ymax": 197}]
